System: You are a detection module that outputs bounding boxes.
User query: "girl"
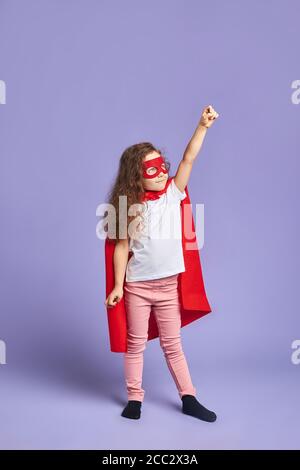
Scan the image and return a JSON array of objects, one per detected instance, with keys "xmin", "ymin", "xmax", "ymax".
[{"xmin": 104, "ymin": 105, "xmax": 219, "ymax": 421}]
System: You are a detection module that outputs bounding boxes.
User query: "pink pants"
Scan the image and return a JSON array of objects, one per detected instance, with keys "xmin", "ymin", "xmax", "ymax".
[{"xmin": 123, "ymin": 273, "xmax": 197, "ymax": 402}]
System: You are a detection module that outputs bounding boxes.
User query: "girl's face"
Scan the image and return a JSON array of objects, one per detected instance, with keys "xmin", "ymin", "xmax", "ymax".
[{"xmin": 141, "ymin": 152, "xmax": 168, "ymax": 191}]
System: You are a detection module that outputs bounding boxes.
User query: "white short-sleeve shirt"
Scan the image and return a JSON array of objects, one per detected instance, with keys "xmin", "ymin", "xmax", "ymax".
[{"xmin": 125, "ymin": 178, "xmax": 187, "ymax": 282}]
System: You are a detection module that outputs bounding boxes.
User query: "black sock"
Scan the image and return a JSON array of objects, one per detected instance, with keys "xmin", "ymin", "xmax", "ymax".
[
  {"xmin": 121, "ymin": 400, "xmax": 142, "ymax": 419},
  {"xmin": 181, "ymin": 395, "xmax": 217, "ymax": 422}
]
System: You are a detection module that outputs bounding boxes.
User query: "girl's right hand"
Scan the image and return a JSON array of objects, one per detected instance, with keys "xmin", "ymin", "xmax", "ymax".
[{"xmin": 105, "ymin": 286, "xmax": 124, "ymax": 309}]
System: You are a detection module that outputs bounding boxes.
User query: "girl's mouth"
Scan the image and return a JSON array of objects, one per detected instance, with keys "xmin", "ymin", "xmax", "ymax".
[{"xmin": 156, "ymin": 177, "xmax": 167, "ymax": 183}]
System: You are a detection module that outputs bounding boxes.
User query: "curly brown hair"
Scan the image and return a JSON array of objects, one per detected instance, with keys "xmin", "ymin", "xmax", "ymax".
[{"xmin": 104, "ymin": 142, "xmax": 171, "ymax": 242}]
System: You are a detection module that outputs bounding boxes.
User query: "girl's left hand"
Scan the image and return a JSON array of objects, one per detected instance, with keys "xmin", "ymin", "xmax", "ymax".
[{"xmin": 199, "ymin": 105, "xmax": 219, "ymax": 129}]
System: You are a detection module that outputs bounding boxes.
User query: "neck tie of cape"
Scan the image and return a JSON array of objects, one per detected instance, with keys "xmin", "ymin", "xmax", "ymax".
[{"xmin": 141, "ymin": 178, "xmax": 172, "ymax": 202}]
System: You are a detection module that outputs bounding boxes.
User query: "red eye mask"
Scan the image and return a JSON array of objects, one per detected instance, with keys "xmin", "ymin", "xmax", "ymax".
[{"xmin": 142, "ymin": 155, "xmax": 168, "ymax": 179}]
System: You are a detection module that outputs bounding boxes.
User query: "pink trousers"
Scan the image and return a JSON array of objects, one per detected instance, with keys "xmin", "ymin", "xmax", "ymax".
[{"xmin": 123, "ymin": 273, "xmax": 197, "ymax": 402}]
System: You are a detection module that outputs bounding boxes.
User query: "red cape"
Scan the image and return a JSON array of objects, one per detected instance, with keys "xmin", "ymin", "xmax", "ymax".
[{"xmin": 104, "ymin": 177, "xmax": 212, "ymax": 353}]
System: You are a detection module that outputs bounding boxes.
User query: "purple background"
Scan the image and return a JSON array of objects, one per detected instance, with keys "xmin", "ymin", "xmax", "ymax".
[{"xmin": 0, "ymin": 0, "xmax": 299, "ymax": 450}]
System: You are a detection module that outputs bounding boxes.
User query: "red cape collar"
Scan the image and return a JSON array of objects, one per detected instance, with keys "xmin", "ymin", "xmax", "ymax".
[{"xmin": 140, "ymin": 177, "xmax": 172, "ymax": 202}]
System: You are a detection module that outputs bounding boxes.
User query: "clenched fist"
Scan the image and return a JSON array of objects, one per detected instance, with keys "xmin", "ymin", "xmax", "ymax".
[
  {"xmin": 199, "ymin": 105, "xmax": 219, "ymax": 129},
  {"xmin": 105, "ymin": 286, "xmax": 124, "ymax": 309}
]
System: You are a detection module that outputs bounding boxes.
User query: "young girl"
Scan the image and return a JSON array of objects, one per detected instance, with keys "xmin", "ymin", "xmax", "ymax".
[{"xmin": 104, "ymin": 105, "xmax": 219, "ymax": 421}]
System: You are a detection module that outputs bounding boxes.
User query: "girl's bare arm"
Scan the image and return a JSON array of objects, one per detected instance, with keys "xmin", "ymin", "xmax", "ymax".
[
  {"xmin": 105, "ymin": 237, "xmax": 129, "ymax": 308},
  {"xmin": 114, "ymin": 237, "xmax": 129, "ymax": 288},
  {"xmin": 174, "ymin": 104, "xmax": 219, "ymax": 193}
]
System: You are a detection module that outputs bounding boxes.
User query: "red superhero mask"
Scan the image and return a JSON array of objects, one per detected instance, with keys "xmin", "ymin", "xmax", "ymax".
[{"xmin": 142, "ymin": 155, "xmax": 168, "ymax": 179}]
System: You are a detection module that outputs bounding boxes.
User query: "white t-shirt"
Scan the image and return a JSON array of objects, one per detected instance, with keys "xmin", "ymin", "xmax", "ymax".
[{"xmin": 125, "ymin": 178, "xmax": 187, "ymax": 282}]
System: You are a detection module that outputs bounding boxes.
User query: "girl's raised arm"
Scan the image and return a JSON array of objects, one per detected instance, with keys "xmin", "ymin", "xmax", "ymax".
[{"xmin": 174, "ymin": 105, "xmax": 219, "ymax": 193}]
